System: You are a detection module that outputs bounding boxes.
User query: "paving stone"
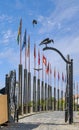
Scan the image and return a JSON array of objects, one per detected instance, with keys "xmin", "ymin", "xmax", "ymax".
[{"xmin": 1, "ymin": 111, "xmax": 79, "ymax": 130}]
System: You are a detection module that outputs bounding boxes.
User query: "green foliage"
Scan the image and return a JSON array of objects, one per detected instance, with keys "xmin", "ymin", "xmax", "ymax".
[{"xmin": 28, "ymin": 101, "xmax": 33, "ymax": 107}]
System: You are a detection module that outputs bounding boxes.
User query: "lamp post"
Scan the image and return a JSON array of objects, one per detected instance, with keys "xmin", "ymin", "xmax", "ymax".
[{"xmin": 41, "ymin": 45, "xmax": 73, "ymax": 124}]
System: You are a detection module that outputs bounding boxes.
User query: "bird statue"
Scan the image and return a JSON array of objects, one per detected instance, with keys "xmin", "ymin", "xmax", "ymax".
[
  {"xmin": 39, "ymin": 38, "xmax": 54, "ymax": 47},
  {"xmin": 40, "ymin": 38, "xmax": 49, "ymax": 44}
]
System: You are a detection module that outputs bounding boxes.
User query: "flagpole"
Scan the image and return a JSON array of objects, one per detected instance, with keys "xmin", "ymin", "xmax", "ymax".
[
  {"xmin": 57, "ymin": 71, "xmax": 60, "ymax": 111},
  {"xmin": 18, "ymin": 18, "xmax": 23, "ymax": 115},
  {"xmin": 61, "ymin": 72, "xmax": 64, "ymax": 111},
  {"xmin": 50, "ymin": 63, "xmax": 52, "ymax": 110},
  {"xmin": 42, "ymin": 54, "xmax": 44, "ymax": 81},
  {"xmin": 23, "ymin": 29, "xmax": 28, "ymax": 113},
  {"xmin": 34, "ymin": 44, "xmax": 36, "ymax": 76},
  {"xmin": 33, "ymin": 43, "xmax": 37, "ymax": 112},
  {"xmin": 20, "ymin": 18, "xmax": 22, "ymax": 64},
  {"xmin": 28, "ymin": 35, "xmax": 30, "ymax": 72},
  {"xmin": 77, "ymin": 82, "xmax": 78, "ymax": 111},
  {"xmin": 41, "ymin": 54, "xmax": 44, "ymax": 110},
  {"xmin": 38, "ymin": 48, "xmax": 40, "ymax": 79},
  {"xmin": 44, "ymin": 57, "xmax": 47, "ymax": 110},
  {"xmin": 25, "ymin": 30, "xmax": 27, "ymax": 69},
  {"xmin": 54, "ymin": 67, "xmax": 56, "ymax": 111},
  {"xmin": 37, "ymin": 48, "xmax": 40, "ymax": 111}
]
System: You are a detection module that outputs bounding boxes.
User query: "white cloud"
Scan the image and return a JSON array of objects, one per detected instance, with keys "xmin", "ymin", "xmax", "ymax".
[
  {"xmin": 38, "ymin": 0, "xmax": 79, "ymax": 34},
  {"xmin": 0, "ymin": 14, "xmax": 14, "ymax": 23},
  {"xmin": 0, "ymin": 30, "xmax": 16, "ymax": 45}
]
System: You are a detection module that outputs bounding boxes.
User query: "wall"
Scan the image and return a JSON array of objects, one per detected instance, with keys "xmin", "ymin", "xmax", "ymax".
[{"xmin": 0, "ymin": 95, "xmax": 8, "ymax": 124}]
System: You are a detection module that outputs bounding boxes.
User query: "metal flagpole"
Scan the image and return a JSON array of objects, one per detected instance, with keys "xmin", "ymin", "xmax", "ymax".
[
  {"xmin": 37, "ymin": 48, "xmax": 40, "ymax": 111},
  {"xmin": 20, "ymin": 19, "xmax": 22, "ymax": 65},
  {"xmin": 77, "ymin": 82, "xmax": 78, "ymax": 111},
  {"xmin": 54, "ymin": 67, "xmax": 56, "ymax": 111},
  {"xmin": 18, "ymin": 18, "xmax": 23, "ymax": 115},
  {"xmin": 50, "ymin": 63, "xmax": 52, "ymax": 110},
  {"xmin": 33, "ymin": 43, "xmax": 37, "ymax": 112},
  {"xmin": 41, "ymin": 54, "xmax": 44, "ymax": 111},
  {"xmin": 57, "ymin": 71, "xmax": 60, "ymax": 111},
  {"xmin": 45, "ymin": 57, "xmax": 47, "ymax": 110},
  {"xmin": 23, "ymin": 29, "xmax": 28, "ymax": 113},
  {"xmin": 27, "ymin": 35, "xmax": 31, "ymax": 113}
]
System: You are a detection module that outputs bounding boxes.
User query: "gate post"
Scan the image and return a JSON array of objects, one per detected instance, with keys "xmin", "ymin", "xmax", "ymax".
[{"xmin": 69, "ymin": 59, "xmax": 73, "ymax": 124}]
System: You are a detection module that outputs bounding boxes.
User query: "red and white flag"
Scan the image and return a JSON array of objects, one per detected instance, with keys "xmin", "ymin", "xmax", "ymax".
[
  {"xmin": 46, "ymin": 62, "xmax": 49, "ymax": 74},
  {"xmin": 42, "ymin": 55, "xmax": 47, "ymax": 66}
]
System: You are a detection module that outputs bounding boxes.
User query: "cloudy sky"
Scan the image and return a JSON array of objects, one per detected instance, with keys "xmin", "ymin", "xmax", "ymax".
[{"xmin": 0, "ymin": 0, "xmax": 79, "ymax": 89}]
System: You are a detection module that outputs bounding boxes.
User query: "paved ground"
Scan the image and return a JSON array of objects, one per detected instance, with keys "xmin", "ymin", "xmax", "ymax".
[{"xmin": 1, "ymin": 111, "xmax": 79, "ymax": 130}]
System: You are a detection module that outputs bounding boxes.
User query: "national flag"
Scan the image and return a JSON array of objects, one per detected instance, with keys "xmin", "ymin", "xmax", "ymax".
[
  {"xmin": 46, "ymin": 62, "xmax": 49, "ymax": 74},
  {"xmin": 17, "ymin": 18, "xmax": 22, "ymax": 44},
  {"xmin": 62, "ymin": 72, "xmax": 64, "ymax": 81},
  {"xmin": 27, "ymin": 35, "xmax": 30, "ymax": 57},
  {"xmin": 22, "ymin": 29, "xmax": 26, "ymax": 50},
  {"xmin": 42, "ymin": 55, "xmax": 47, "ymax": 66},
  {"xmin": 58, "ymin": 71, "xmax": 60, "ymax": 80},
  {"xmin": 38, "ymin": 49, "xmax": 40, "ymax": 65},
  {"xmin": 17, "ymin": 26, "xmax": 20, "ymax": 44},
  {"xmin": 34, "ymin": 44, "xmax": 36, "ymax": 58},
  {"xmin": 54, "ymin": 68, "xmax": 56, "ymax": 78}
]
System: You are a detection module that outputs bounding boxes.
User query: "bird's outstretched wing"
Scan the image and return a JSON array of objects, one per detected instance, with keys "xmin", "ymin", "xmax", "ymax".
[
  {"xmin": 41, "ymin": 38, "xmax": 49, "ymax": 44},
  {"xmin": 47, "ymin": 39, "xmax": 54, "ymax": 44},
  {"xmin": 39, "ymin": 38, "xmax": 54, "ymax": 46}
]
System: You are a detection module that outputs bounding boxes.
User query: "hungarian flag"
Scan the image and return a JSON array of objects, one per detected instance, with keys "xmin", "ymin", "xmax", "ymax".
[
  {"xmin": 38, "ymin": 49, "xmax": 40, "ymax": 65},
  {"xmin": 46, "ymin": 62, "xmax": 49, "ymax": 74},
  {"xmin": 17, "ymin": 18, "xmax": 22, "ymax": 44},
  {"xmin": 34, "ymin": 44, "xmax": 36, "ymax": 58},
  {"xmin": 22, "ymin": 29, "xmax": 26, "ymax": 50},
  {"xmin": 42, "ymin": 55, "xmax": 47, "ymax": 66}
]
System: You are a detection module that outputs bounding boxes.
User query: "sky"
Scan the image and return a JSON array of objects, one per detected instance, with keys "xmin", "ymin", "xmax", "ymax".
[{"xmin": 0, "ymin": 0, "xmax": 79, "ymax": 89}]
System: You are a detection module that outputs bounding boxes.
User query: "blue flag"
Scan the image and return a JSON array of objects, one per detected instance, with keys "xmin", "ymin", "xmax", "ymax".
[{"xmin": 22, "ymin": 29, "xmax": 26, "ymax": 50}]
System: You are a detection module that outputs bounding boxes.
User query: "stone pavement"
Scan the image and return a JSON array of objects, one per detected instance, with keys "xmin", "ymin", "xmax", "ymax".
[{"xmin": 0, "ymin": 111, "xmax": 79, "ymax": 130}]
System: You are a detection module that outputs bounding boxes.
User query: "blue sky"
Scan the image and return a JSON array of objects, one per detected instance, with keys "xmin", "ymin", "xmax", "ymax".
[{"xmin": 0, "ymin": 0, "xmax": 79, "ymax": 89}]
